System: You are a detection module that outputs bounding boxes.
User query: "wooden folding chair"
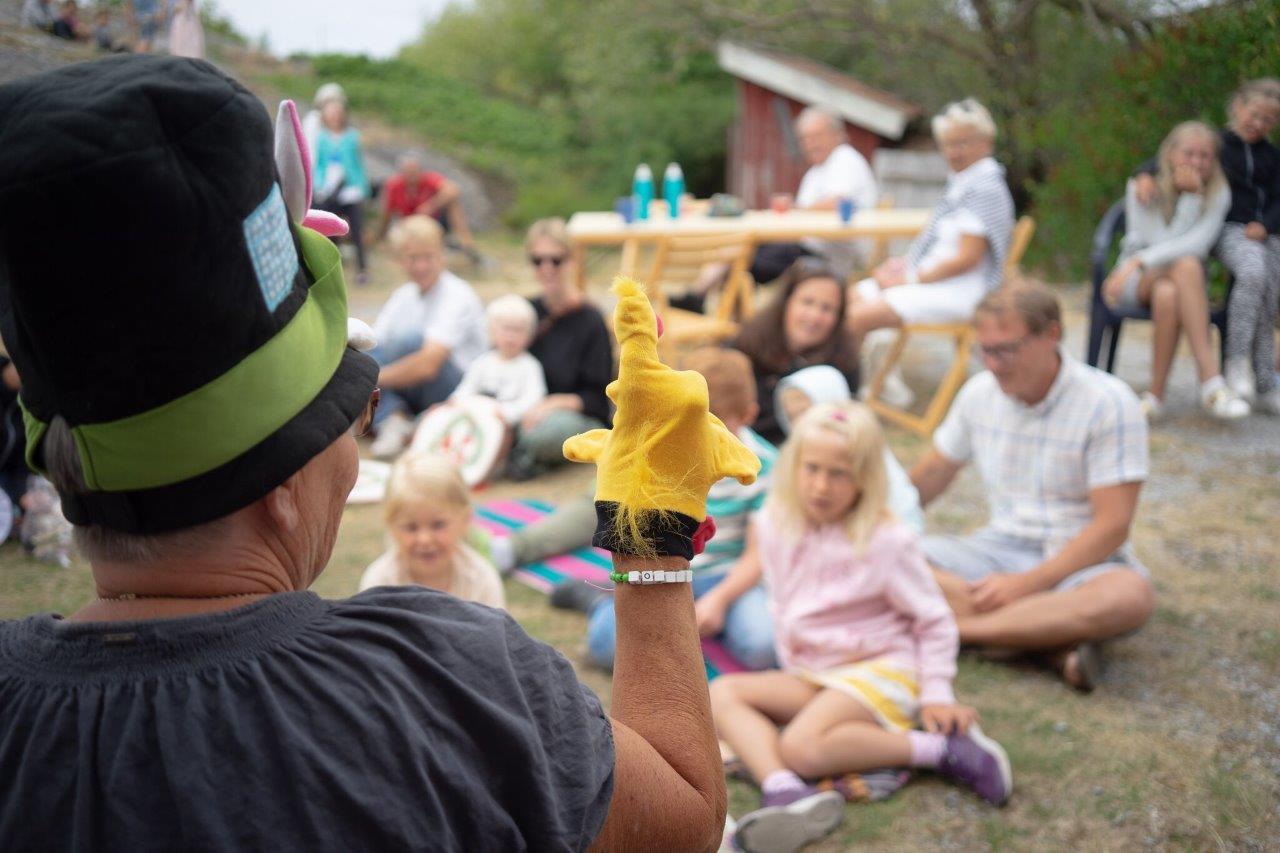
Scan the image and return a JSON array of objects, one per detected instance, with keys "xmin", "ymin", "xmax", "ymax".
[
  {"xmin": 865, "ymin": 216, "xmax": 1036, "ymax": 437},
  {"xmin": 637, "ymin": 232, "xmax": 757, "ymax": 360}
]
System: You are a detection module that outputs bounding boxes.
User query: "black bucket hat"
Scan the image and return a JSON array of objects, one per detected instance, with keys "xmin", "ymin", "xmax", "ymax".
[{"xmin": 0, "ymin": 55, "xmax": 377, "ymax": 534}]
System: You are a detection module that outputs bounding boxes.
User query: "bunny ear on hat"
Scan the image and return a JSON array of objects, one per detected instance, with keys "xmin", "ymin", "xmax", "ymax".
[{"xmin": 273, "ymin": 100, "xmax": 349, "ymax": 238}]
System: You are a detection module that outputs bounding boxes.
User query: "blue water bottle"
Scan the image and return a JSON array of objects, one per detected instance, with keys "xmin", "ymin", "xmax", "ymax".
[
  {"xmin": 663, "ymin": 162, "xmax": 685, "ymax": 218},
  {"xmin": 632, "ymin": 164, "xmax": 654, "ymax": 221}
]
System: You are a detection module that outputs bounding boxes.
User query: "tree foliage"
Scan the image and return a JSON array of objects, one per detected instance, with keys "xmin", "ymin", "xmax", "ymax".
[{"xmin": 380, "ymin": 0, "xmax": 1274, "ymax": 273}]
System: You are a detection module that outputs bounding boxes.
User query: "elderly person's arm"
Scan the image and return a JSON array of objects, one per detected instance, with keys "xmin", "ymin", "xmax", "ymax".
[
  {"xmin": 593, "ymin": 555, "xmax": 727, "ymax": 852},
  {"xmin": 970, "ymin": 481, "xmax": 1141, "ymax": 611},
  {"xmin": 912, "ymin": 234, "xmax": 988, "ymax": 284},
  {"xmin": 910, "ymin": 447, "xmax": 964, "ymax": 508}
]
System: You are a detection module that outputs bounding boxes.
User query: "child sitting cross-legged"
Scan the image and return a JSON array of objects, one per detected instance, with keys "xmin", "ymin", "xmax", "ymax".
[
  {"xmin": 712, "ymin": 402, "xmax": 1010, "ymax": 853},
  {"xmin": 359, "ymin": 451, "xmax": 505, "ymax": 609}
]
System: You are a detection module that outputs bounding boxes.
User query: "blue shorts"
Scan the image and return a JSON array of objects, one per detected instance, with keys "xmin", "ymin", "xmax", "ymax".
[{"xmin": 922, "ymin": 528, "xmax": 1149, "ymax": 592}]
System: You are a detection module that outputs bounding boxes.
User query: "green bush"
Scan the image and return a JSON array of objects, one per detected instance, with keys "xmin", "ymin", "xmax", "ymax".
[{"xmin": 1029, "ymin": 1, "xmax": 1280, "ymax": 279}]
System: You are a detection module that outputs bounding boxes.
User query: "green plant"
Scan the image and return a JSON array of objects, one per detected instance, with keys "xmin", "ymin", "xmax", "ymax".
[{"xmin": 1029, "ymin": 1, "xmax": 1280, "ymax": 278}]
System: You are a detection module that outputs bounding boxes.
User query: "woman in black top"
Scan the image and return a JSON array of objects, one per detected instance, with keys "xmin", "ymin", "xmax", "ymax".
[
  {"xmin": 508, "ymin": 217, "xmax": 614, "ymax": 478},
  {"xmin": 732, "ymin": 258, "xmax": 859, "ymax": 443}
]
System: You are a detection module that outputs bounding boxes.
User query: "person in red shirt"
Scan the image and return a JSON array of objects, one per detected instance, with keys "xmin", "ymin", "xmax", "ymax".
[{"xmin": 374, "ymin": 153, "xmax": 480, "ymax": 263}]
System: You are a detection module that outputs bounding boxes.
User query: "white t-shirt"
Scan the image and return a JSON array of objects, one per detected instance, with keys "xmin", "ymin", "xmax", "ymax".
[
  {"xmin": 372, "ymin": 271, "xmax": 488, "ymax": 371},
  {"xmin": 449, "ymin": 351, "xmax": 548, "ymax": 425},
  {"xmin": 796, "ymin": 143, "xmax": 878, "ymax": 212},
  {"xmin": 796, "ymin": 144, "xmax": 879, "ymax": 277},
  {"xmin": 358, "ymin": 541, "xmax": 506, "ymax": 610}
]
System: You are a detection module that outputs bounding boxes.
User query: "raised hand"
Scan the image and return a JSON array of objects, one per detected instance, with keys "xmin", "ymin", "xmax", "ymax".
[{"xmin": 564, "ymin": 278, "xmax": 760, "ymax": 556}]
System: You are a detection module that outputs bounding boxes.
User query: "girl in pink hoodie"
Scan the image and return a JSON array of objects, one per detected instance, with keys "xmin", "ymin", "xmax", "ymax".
[{"xmin": 711, "ymin": 402, "xmax": 1011, "ymax": 853}]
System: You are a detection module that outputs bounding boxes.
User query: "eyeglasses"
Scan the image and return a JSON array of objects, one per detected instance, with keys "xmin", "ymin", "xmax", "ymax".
[
  {"xmin": 528, "ymin": 254, "xmax": 567, "ymax": 268},
  {"xmin": 353, "ymin": 388, "xmax": 380, "ymax": 437},
  {"xmin": 971, "ymin": 334, "xmax": 1036, "ymax": 363}
]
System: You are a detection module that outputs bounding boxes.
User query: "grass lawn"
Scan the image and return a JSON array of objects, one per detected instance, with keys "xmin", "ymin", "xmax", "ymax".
[{"xmin": 2, "ymin": 243, "xmax": 1276, "ymax": 849}]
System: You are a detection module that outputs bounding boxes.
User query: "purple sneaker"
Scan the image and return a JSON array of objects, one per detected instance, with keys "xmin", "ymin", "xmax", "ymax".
[
  {"xmin": 937, "ymin": 725, "xmax": 1012, "ymax": 805},
  {"xmin": 734, "ymin": 786, "xmax": 844, "ymax": 853}
]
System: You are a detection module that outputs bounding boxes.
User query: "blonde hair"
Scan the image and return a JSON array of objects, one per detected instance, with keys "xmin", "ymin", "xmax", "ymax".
[
  {"xmin": 524, "ymin": 217, "xmax": 569, "ymax": 254},
  {"xmin": 1155, "ymin": 121, "xmax": 1226, "ymax": 221},
  {"xmin": 769, "ymin": 402, "xmax": 889, "ymax": 552},
  {"xmin": 384, "ymin": 452, "xmax": 470, "ymax": 523},
  {"xmin": 1230, "ymin": 77, "xmax": 1280, "ymax": 114},
  {"xmin": 389, "ymin": 215, "xmax": 444, "ymax": 252},
  {"xmin": 486, "ymin": 293, "xmax": 537, "ymax": 334},
  {"xmin": 931, "ymin": 98, "xmax": 997, "ymax": 142}
]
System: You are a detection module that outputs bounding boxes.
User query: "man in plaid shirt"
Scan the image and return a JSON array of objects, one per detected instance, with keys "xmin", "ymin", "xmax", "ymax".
[{"xmin": 911, "ymin": 285, "xmax": 1154, "ymax": 692}]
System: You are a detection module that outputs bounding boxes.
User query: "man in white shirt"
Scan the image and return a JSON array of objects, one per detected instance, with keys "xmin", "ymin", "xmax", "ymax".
[
  {"xmin": 370, "ymin": 216, "xmax": 488, "ymax": 457},
  {"xmin": 752, "ymin": 106, "xmax": 879, "ymax": 284},
  {"xmin": 910, "ymin": 285, "xmax": 1155, "ymax": 692}
]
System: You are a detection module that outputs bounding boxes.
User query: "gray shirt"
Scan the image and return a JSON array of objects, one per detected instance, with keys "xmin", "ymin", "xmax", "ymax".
[{"xmin": 0, "ymin": 587, "xmax": 614, "ymax": 851}]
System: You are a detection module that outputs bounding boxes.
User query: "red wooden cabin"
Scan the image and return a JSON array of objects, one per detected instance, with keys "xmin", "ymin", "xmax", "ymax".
[{"xmin": 717, "ymin": 41, "xmax": 922, "ymax": 210}]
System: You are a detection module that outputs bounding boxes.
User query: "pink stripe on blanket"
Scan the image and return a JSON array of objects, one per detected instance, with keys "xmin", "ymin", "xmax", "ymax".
[
  {"xmin": 700, "ymin": 637, "xmax": 746, "ymax": 675},
  {"xmin": 484, "ymin": 500, "xmax": 548, "ymax": 525},
  {"xmin": 543, "ymin": 553, "xmax": 611, "ymax": 584}
]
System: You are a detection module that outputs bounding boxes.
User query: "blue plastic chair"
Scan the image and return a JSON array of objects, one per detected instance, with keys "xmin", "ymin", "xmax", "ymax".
[{"xmin": 1086, "ymin": 199, "xmax": 1231, "ymax": 372}]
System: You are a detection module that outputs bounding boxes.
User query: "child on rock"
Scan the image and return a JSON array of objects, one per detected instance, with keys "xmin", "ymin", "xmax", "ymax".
[{"xmin": 711, "ymin": 402, "xmax": 1010, "ymax": 853}]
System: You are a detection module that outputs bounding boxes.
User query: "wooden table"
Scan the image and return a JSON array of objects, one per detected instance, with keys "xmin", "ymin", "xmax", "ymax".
[{"xmin": 565, "ymin": 207, "xmax": 933, "ymax": 288}]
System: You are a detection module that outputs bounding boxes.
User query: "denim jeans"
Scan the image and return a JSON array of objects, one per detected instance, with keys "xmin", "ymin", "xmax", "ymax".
[
  {"xmin": 370, "ymin": 330, "xmax": 463, "ymax": 424},
  {"xmin": 585, "ymin": 571, "xmax": 776, "ymax": 672}
]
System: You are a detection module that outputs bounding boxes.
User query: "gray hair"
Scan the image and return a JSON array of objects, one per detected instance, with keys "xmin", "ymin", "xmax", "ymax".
[
  {"xmin": 42, "ymin": 417, "xmax": 230, "ymax": 564},
  {"xmin": 795, "ymin": 105, "xmax": 843, "ymax": 135},
  {"xmin": 931, "ymin": 98, "xmax": 997, "ymax": 142}
]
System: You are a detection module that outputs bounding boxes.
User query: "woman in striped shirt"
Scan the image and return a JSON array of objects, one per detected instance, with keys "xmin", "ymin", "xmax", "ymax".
[{"xmin": 846, "ymin": 99, "xmax": 1015, "ymax": 403}]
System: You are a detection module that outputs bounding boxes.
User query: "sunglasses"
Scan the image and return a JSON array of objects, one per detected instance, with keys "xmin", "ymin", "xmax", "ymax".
[
  {"xmin": 353, "ymin": 388, "xmax": 380, "ymax": 437},
  {"xmin": 528, "ymin": 254, "xmax": 567, "ymax": 268}
]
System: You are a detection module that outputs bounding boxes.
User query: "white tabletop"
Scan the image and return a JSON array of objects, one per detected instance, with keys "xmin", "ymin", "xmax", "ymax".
[{"xmin": 566, "ymin": 207, "xmax": 932, "ymax": 243}]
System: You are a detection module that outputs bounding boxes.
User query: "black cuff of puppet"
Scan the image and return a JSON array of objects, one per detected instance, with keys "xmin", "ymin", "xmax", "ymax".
[{"xmin": 592, "ymin": 501, "xmax": 700, "ymax": 560}]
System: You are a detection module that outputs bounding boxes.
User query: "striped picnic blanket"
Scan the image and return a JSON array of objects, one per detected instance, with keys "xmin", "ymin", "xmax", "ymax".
[{"xmin": 476, "ymin": 498, "xmax": 746, "ymax": 679}]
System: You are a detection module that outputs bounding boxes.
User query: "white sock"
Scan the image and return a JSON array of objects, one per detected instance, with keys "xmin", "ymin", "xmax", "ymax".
[{"xmin": 760, "ymin": 769, "xmax": 805, "ymax": 795}]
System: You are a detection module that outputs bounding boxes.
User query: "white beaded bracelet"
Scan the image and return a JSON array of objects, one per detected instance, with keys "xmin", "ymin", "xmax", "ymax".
[{"xmin": 627, "ymin": 569, "xmax": 693, "ymax": 585}]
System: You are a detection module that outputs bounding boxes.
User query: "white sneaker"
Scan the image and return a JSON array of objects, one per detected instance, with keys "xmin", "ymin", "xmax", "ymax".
[
  {"xmin": 1224, "ymin": 358, "xmax": 1256, "ymax": 403},
  {"xmin": 1256, "ymin": 388, "xmax": 1280, "ymax": 415},
  {"xmin": 1200, "ymin": 377, "xmax": 1250, "ymax": 420},
  {"xmin": 1139, "ymin": 391, "xmax": 1165, "ymax": 422},
  {"xmin": 880, "ymin": 369, "xmax": 915, "ymax": 409},
  {"xmin": 370, "ymin": 413, "xmax": 414, "ymax": 459}
]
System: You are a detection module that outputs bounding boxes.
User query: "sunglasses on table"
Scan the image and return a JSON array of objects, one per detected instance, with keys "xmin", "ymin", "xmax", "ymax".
[
  {"xmin": 528, "ymin": 254, "xmax": 568, "ymax": 268},
  {"xmin": 353, "ymin": 388, "xmax": 380, "ymax": 437}
]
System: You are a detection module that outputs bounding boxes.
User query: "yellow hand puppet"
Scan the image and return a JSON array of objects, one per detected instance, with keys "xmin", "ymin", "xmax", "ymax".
[{"xmin": 563, "ymin": 277, "xmax": 761, "ymax": 558}]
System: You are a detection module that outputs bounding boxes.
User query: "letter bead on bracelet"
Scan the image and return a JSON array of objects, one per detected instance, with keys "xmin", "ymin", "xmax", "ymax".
[{"xmin": 608, "ymin": 569, "xmax": 694, "ymax": 585}]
